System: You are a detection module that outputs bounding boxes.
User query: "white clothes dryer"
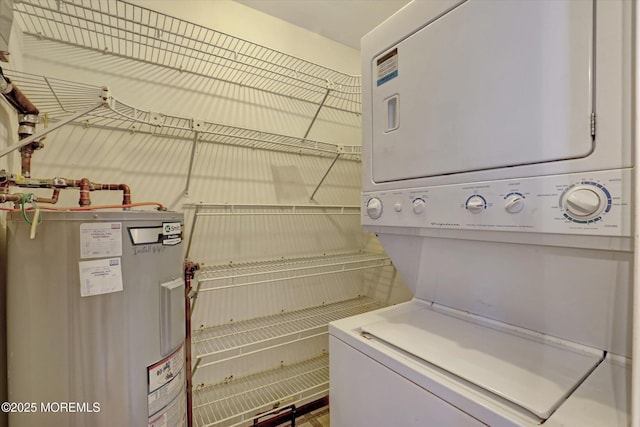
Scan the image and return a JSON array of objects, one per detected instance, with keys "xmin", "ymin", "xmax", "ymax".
[{"xmin": 330, "ymin": 1, "xmax": 634, "ymax": 425}]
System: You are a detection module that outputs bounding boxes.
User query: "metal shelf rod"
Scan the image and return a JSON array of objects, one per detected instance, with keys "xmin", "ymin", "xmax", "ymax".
[
  {"xmin": 195, "ymin": 212, "xmax": 360, "ymax": 217},
  {"xmin": 14, "ymin": 1, "xmax": 362, "ymax": 114},
  {"xmin": 0, "ymin": 100, "xmax": 105, "ymax": 158},
  {"xmin": 193, "ymin": 299, "xmax": 378, "ymax": 344},
  {"xmin": 194, "ymin": 362, "xmax": 328, "ymax": 410},
  {"xmin": 187, "ymin": 202, "xmax": 360, "ymax": 209},
  {"xmin": 4, "ymin": 70, "xmax": 362, "ymax": 160},
  {"xmin": 199, "ymin": 261, "xmax": 391, "ymax": 292},
  {"xmin": 195, "ymin": 331, "xmax": 326, "ymax": 373},
  {"xmin": 198, "ymin": 256, "xmax": 389, "ymax": 283},
  {"xmin": 106, "ymin": 99, "xmax": 355, "ymax": 157},
  {"xmin": 201, "ymin": 387, "xmax": 329, "ymax": 427}
]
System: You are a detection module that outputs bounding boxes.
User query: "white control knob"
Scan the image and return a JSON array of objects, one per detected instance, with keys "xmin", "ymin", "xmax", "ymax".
[
  {"xmin": 412, "ymin": 198, "xmax": 426, "ymax": 214},
  {"xmin": 564, "ymin": 188, "xmax": 601, "ymax": 218},
  {"xmin": 394, "ymin": 203, "xmax": 403, "ymax": 212},
  {"xmin": 466, "ymin": 196, "xmax": 485, "ymax": 214},
  {"xmin": 366, "ymin": 198, "xmax": 383, "ymax": 219},
  {"xmin": 504, "ymin": 195, "xmax": 524, "ymax": 213}
]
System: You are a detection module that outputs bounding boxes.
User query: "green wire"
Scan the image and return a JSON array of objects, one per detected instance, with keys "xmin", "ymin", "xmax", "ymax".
[{"xmin": 20, "ymin": 193, "xmax": 42, "ymax": 225}]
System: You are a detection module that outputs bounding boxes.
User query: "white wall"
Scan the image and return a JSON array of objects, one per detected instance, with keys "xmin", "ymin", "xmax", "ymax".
[
  {"xmin": 130, "ymin": 0, "xmax": 362, "ymax": 75},
  {"xmin": 0, "ymin": 0, "xmax": 410, "ymax": 389}
]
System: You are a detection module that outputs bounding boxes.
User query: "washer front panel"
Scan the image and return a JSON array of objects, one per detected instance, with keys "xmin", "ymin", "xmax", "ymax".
[{"xmin": 362, "ymin": 169, "xmax": 631, "ymax": 237}]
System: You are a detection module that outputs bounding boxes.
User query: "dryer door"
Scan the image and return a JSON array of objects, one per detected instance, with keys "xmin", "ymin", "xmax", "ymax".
[{"xmin": 371, "ymin": 0, "xmax": 594, "ymax": 183}]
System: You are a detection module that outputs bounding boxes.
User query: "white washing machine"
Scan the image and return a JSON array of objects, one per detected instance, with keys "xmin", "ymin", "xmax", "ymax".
[{"xmin": 330, "ymin": 0, "xmax": 634, "ymax": 425}]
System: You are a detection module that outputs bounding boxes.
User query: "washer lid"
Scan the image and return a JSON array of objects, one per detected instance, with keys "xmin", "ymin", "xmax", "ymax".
[{"xmin": 361, "ymin": 306, "xmax": 602, "ymax": 419}]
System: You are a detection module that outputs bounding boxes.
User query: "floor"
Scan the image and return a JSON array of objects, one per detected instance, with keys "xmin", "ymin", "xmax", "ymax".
[{"xmin": 278, "ymin": 406, "xmax": 330, "ymax": 427}]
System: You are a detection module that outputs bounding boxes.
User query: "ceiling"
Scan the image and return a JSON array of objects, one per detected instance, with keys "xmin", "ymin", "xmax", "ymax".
[{"xmin": 235, "ymin": 0, "xmax": 410, "ymax": 50}]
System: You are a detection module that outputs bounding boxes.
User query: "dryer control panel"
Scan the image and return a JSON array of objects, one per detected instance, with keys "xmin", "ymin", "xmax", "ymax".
[{"xmin": 362, "ymin": 169, "xmax": 632, "ymax": 237}]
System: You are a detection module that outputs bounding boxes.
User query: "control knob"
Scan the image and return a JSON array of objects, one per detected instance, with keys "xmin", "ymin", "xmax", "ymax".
[
  {"xmin": 366, "ymin": 197, "xmax": 383, "ymax": 219},
  {"xmin": 562, "ymin": 187, "xmax": 603, "ymax": 219},
  {"xmin": 466, "ymin": 195, "xmax": 485, "ymax": 214},
  {"xmin": 412, "ymin": 198, "xmax": 426, "ymax": 214},
  {"xmin": 504, "ymin": 195, "xmax": 524, "ymax": 213}
]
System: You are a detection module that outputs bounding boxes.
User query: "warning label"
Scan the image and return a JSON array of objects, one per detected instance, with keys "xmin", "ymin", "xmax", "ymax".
[
  {"xmin": 80, "ymin": 222, "xmax": 122, "ymax": 259},
  {"xmin": 376, "ymin": 48, "xmax": 398, "ymax": 86},
  {"xmin": 148, "ymin": 344, "xmax": 186, "ymax": 422},
  {"xmin": 78, "ymin": 257, "xmax": 124, "ymax": 297}
]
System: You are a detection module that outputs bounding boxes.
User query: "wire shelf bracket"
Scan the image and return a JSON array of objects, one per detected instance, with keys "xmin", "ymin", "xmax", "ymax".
[
  {"xmin": 0, "ymin": 96, "xmax": 106, "ymax": 158},
  {"xmin": 192, "ymin": 355, "xmax": 329, "ymax": 427},
  {"xmin": 13, "ymin": 0, "xmax": 362, "ymax": 115},
  {"xmin": 194, "ymin": 252, "xmax": 391, "ymax": 293},
  {"xmin": 2, "ymin": 70, "xmax": 361, "ymax": 162},
  {"xmin": 191, "ymin": 296, "xmax": 383, "ymax": 377},
  {"xmin": 183, "ymin": 202, "xmax": 361, "ymax": 259}
]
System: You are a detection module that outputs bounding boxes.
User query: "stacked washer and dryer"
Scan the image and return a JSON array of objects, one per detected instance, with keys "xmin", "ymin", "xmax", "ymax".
[{"xmin": 330, "ymin": 0, "xmax": 635, "ymax": 426}]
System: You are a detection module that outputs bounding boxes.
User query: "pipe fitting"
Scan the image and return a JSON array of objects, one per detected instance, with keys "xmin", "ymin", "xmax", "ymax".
[
  {"xmin": 120, "ymin": 184, "xmax": 131, "ymax": 205},
  {"xmin": 0, "ymin": 193, "xmax": 22, "ymax": 203},
  {"xmin": 18, "ymin": 114, "xmax": 39, "ymax": 125},
  {"xmin": 35, "ymin": 188, "xmax": 60, "ymax": 205},
  {"xmin": 0, "ymin": 68, "xmax": 40, "ymax": 114},
  {"xmin": 18, "ymin": 115, "xmax": 39, "ymax": 141},
  {"xmin": 18, "ymin": 142, "xmax": 43, "ymax": 178},
  {"xmin": 78, "ymin": 178, "xmax": 91, "ymax": 206}
]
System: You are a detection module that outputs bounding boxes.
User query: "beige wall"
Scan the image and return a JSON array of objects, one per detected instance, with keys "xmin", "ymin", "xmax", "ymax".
[
  {"xmin": 130, "ymin": 0, "xmax": 361, "ymax": 75},
  {"xmin": 3, "ymin": 0, "xmax": 406, "ymax": 391}
]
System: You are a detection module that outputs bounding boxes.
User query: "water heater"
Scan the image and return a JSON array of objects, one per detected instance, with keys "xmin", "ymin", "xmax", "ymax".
[{"xmin": 6, "ymin": 210, "xmax": 185, "ymax": 427}]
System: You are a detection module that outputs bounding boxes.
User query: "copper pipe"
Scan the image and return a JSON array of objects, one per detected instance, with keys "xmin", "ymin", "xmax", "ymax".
[
  {"xmin": 0, "ymin": 193, "xmax": 22, "ymax": 203},
  {"xmin": 19, "ymin": 145, "xmax": 33, "ymax": 178},
  {"xmin": 0, "ymin": 69, "xmax": 39, "ymax": 115},
  {"xmin": 6, "ymin": 175, "xmax": 133, "ymax": 207},
  {"xmin": 184, "ymin": 261, "xmax": 200, "ymax": 427},
  {"xmin": 77, "ymin": 178, "xmax": 91, "ymax": 206},
  {"xmin": 119, "ymin": 184, "xmax": 131, "ymax": 205},
  {"xmin": 95, "ymin": 183, "xmax": 131, "ymax": 205},
  {"xmin": 4, "ymin": 84, "xmax": 39, "ymax": 115},
  {"xmin": 35, "ymin": 188, "xmax": 60, "ymax": 205}
]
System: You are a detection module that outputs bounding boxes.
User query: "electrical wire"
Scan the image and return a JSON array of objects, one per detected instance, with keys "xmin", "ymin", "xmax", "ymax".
[
  {"xmin": 1, "ymin": 201, "xmax": 164, "ymax": 212},
  {"xmin": 38, "ymin": 202, "xmax": 165, "ymax": 211},
  {"xmin": 20, "ymin": 194, "xmax": 40, "ymax": 224}
]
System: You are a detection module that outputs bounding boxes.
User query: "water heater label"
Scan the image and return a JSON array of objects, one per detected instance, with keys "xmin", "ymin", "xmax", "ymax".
[
  {"xmin": 376, "ymin": 48, "xmax": 398, "ymax": 86},
  {"xmin": 162, "ymin": 222, "xmax": 181, "ymax": 235},
  {"xmin": 148, "ymin": 345, "xmax": 185, "ymax": 393},
  {"xmin": 148, "ymin": 369, "xmax": 185, "ymax": 417},
  {"xmin": 148, "ymin": 391, "xmax": 186, "ymax": 427},
  {"xmin": 148, "ymin": 344, "xmax": 185, "ymax": 424},
  {"xmin": 80, "ymin": 222, "xmax": 123, "ymax": 258},
  {"xmin": 162, "ymin": 222, "xmax": 183, "ymax": 246},
  {"xmin": 78, "ymin": 257, "xmax": 124, "ymax": 297}
]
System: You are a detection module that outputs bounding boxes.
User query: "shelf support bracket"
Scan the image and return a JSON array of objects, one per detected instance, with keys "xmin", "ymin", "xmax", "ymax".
[
  {"xmin": 184, "ymin": 133, "xmax": 199, "ymax": 197},
  {"xmin": 191, "ymin": 358, "xmax": 202, "ymax": 379},
  {"xmin": 189, "ymin": 281, "xmax": 201, "ymax": 315},
  {"xmin": 309, "ymin": 151, "xmax": 341, "ymax": 201},
  {"xmin": 185, "ymin": 204, "xmax": 201, "ymax": 260},
  {"xmin": 302, "ymin": 86, "xmax": 331, "ymax": 139},
  {"xmin": 0, "ymin": 101, "xmax": 105, "ymax": 158}
]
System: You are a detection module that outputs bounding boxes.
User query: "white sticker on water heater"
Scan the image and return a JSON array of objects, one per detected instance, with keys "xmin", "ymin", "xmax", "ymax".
[
  {"xmin": 80, "ymin": 222, "xmax": 123, "ymax": 258},
  {"xmin": 148, "ymin": 344, "xmax": 186, "ymax": 423},
  {"xmin": 148, "ymin": 344, "xmax": 185, "ymax": 393},
  {"xmin": 78, "ymin": 257, "xmax": 124, "ymax": 297}
]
